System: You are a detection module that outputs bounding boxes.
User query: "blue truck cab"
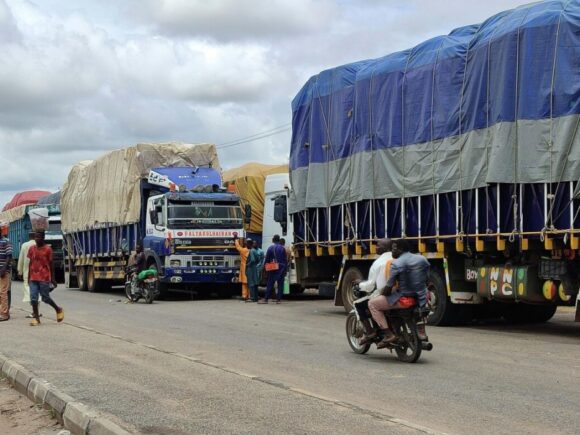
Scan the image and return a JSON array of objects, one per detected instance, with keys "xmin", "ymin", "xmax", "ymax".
[
  {"xmin": 64, "ymin": 165, "xmax": 245, "ymax": 294},
  {"xmin": 143, "ymin": 167, "xmax": 245, "ymax": 288}
]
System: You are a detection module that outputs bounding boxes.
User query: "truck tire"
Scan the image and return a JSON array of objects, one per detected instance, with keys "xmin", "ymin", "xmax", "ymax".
[
  {"xmin": 341, "ymin": 266, "xmax": 364, "ymax": 312},
  {"xmin": 77, "ymin": 266, "xmax": 88, "ymax": 291},
  {"xmin": 503, "ymin": 304, "xmax": 557, "ymax": 324},
  {"xmin": 427, "ymin": 269, "xmax": 468, "ymax": 326},
  {"xmin": 86, "ymin": 266, "xmax": 97, "ymax": 292}
]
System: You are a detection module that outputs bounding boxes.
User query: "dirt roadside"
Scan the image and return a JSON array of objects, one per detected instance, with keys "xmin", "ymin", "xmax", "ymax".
[{"xmin": 0, "ymin": 376, "xmax": 62, "ymax": 435}]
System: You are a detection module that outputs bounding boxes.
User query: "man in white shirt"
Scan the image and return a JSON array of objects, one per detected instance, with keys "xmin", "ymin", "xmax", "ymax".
[
  {"xmin": 352, "ymin": 238, "xmax": 392, "ymax": 344},
  {"xmin": 17, "ymin": 232, "xmax": 39, "ymax": 317}
]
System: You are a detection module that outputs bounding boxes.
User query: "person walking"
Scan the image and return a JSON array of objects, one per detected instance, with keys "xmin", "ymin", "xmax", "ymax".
[
  {"xmin": 259, "ymin": 234, "xmax": 287, "ymax": 304},
  {"xmin": 234, "ymin": 234, "xmax": 251, "ymax": 301},
  {"xmin": 28, "ymin": 231, "xmax": 64, "ymax": 326},
  {"xmin": 17, "ymin": 232, "xmax": 39, "ymax": 317},
  {"xmin": 0, "ymin": 223, "xmax": 12, "ymax": 321}
]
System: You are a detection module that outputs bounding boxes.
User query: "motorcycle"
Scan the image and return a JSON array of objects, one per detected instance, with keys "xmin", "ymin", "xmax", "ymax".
[
  {"xmin": 346, "ymin": 286, "xmax": 433, "ymax": 363},
  {"xmin": 125, "ymin": 266, "xmax": 159, "ymax": 304}
]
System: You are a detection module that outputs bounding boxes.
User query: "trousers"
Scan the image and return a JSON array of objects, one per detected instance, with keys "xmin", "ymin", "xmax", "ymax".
[{"xmin": 0, "ymin": 274, "xmax": 9, "ymax": 317}]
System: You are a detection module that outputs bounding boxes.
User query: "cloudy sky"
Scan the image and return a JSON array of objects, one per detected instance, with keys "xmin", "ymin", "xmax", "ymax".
[{"xmin": 0, "ymin": 0, "xmax": 531, "ymax": 206}]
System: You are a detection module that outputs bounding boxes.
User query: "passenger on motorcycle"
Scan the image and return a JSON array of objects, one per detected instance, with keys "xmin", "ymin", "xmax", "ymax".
[
  {"xmin": 352, "ymin": 238, "xmax": 392, "ymax": 342},
  {"xmin": 366, "ymin": 239, "xmax": 430, "ymax": 348}
]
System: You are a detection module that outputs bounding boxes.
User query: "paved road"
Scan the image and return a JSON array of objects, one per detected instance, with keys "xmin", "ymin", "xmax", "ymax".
[{"xmin": 2, "ymin": 282, "xmax": 579, "ymax": 434}]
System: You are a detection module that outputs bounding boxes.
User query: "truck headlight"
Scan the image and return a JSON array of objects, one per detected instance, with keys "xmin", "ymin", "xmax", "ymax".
[{"xmin": 170, "ymin": 260, "xmax": 181, "ymax": 267}]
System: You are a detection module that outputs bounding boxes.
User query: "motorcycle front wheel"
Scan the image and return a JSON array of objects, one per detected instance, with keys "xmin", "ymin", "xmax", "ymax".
[
  {"xmin": 345, "ymin": 312, "xmax": 371, "ymax": 354},
  {"xmin": 393, "ymin": 318, "xmax": 421, "ymax": 363},
  {"xmin": 144, "ymin": 283, "xmax": 155, "ymax": 304},
  {"xmin": 125, "ymin": 281, "xmax": 136, "ymax": 302}
]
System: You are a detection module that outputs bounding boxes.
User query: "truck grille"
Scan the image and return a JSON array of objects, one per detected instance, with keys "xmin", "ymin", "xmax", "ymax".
[{"xmin": 167, "ymin": 255, "xmax": 238, "ymax": 268}]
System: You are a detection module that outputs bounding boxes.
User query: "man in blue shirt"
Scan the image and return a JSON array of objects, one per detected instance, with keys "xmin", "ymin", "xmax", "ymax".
[
  {"xmin": 259, "ymin": 234, "xmax": 287, "ymax": 304},
  {"xmin": 368, "ymin": 239, "xmax": 429, "ymax": 347}
]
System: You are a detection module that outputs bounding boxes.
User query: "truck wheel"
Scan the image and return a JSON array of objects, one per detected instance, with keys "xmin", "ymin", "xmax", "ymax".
[
  {"xmin": 86, "ymin": 266, "xmax": 97, "ymax": 292},
  {"xmin": 77, "ymin": 266, "xmax": 88, "ymax": 291},
  {"xmin": 503, "ymin": 304, "xmax": 557, "ymax": 323},
  {"xmin": 341, "ymin": 266, "xmax": 364, "ymax": 312},
  {"xmin": 427, "ymin": 269, "xmax": 466, "ymax": 326}
]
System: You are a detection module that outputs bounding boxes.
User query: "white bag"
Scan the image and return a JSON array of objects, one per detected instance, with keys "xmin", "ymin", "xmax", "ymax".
[{"xmin": 28, "ymin": 207, "xmax": 49, "ymax": 231}]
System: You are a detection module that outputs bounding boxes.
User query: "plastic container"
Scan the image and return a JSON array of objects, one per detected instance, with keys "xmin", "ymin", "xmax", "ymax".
[{"xmin": 28, "ymin": 207, "xmax": 49, "ymax": 231}]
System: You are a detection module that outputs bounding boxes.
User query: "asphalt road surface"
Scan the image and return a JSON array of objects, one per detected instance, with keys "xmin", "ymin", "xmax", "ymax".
[{"xmin": 2, "ymin": 282, "xmax": 579, "ymax": 434}]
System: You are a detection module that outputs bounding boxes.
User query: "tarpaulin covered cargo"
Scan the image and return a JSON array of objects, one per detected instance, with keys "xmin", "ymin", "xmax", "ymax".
[
  {"xmin": 61, "ymin": 143, "xmax": 220, "ymax": 233},
  {"xmin": 223, "ymin": 163, "xmax": 288, "ymax": 233},
  {"xmin": 2, "ymin": 190, "xmax": 51, "ymax": 212},
  {"xmin": 0, "ymin": 204, "xmax": 28, "ymax": 225},
  {"xmin": 289, "ymin": 0, "xmax": 580, "ymax": 214},
  {"xmin": 37, "ymin": 191, "xmax": 61, "ymax": 207}
]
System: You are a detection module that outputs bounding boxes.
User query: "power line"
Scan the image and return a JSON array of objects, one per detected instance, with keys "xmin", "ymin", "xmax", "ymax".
[{"xmin": 217, "ymin": 123, "xmax": 291, "ymax": 149}]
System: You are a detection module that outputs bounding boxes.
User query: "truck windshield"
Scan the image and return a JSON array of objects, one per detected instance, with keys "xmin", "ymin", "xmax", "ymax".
[
  {"xmin": 48, "ymin": 221, "xmax": 61, "ymax": 232},
  {"xmin": 167, "ymin": 202, "xmax": 242, "ymax": 229}
]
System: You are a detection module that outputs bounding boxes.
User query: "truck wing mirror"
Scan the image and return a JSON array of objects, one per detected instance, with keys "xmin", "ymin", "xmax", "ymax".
[
  {"xmin": 244, "ymin": 204, "xmax": 252, "ymax": 224},
  {"xmin": 273, "ymin": 196, "xmax": 287, "ymax": 224}
]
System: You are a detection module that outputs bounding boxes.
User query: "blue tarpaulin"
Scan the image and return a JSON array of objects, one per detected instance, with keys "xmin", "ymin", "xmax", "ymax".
[{"xmin": 289, "ymin": 0, "xmax": 580, "ymax": 213}]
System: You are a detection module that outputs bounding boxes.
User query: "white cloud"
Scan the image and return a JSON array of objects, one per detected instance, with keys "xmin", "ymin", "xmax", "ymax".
[
  {"xmin": 134, "ymin": 0, "xmax": 336, "ymax": 42},
  {"xmin": 0, "ymin": 0, "xmax": 533, "ymax": 207}
]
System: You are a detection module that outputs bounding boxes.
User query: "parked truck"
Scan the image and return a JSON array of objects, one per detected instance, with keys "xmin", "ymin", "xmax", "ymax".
[
  {"xmin": 61, "ymin": 143, "xmax": 245, "ymax": 295},
  {"xmin": 223, "ymin": 162, "xmax": 288, "ymax": 248},
  {"xmin": 0, "ymin": 190, "xmax": 52, "ymax": 279},
  {"xmin": 283, "ymin": 1, "xmax": 580, "ymax": 324}
]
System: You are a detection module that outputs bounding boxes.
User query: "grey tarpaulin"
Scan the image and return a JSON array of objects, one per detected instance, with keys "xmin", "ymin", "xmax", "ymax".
[{"xmin": 61, "ymin": 143, "xmax": 220, "ymax": 233}]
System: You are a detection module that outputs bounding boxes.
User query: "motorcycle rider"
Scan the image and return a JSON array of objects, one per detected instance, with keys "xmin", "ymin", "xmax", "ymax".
[
  {"xmin": 368, "ymin": 239, "xmax": 430, "ymax": 348},
  {"xmin": 129, "ymin": 243, "xmax": 146, "ymax": 298},
  {"xmin": 354, "ymin": 238, "xmax": 393, "ymax": 345}
]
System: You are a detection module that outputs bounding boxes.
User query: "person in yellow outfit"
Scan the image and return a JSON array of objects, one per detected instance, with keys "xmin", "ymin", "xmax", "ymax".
[{"xmin": 233, "ymin": 234, "xmax": 252, "ymax": 301}]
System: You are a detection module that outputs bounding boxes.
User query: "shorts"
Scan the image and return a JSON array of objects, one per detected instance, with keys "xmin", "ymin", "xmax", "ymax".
[{"xmin": 29, "ymin": 281, "xmax": 52, "ymax": 304}]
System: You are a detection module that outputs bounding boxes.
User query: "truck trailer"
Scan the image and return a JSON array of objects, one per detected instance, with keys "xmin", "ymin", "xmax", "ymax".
[
  {"xmin": 285, "ymin": 0, "xmax": 580, "ymax": 324},
  {"xmin": 61, "ymin": 143, "xmax": 245, "ymax": 295}
]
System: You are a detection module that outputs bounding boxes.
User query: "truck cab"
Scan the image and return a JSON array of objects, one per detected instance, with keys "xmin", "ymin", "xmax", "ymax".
[{"xmin": 142, "ymin": 167, "xmax": 245, "ymax": 289}]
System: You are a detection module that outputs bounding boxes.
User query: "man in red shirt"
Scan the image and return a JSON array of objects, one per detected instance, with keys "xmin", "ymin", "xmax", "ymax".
[{"xmin": 27, "ymin": 231, "xmax": 64, "ymax": 326}]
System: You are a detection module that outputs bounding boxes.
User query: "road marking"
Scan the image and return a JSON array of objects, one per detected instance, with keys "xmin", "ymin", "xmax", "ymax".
[{"xmin": 13, "ymin": 306, "xmax": 447, "ymax": 434}]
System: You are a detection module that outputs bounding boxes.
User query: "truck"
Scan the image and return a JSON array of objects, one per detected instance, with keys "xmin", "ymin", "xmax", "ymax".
[
  {"xmin": 61, "ymin": 143, "xmax": 246, "ymax": 295},
  {"xmin": 282, "ymin": 1, "xmax": 580, "ymax": 324},
  {"xmin": 0, "ymin": 190, "xmax": 52, "ymax": 279},
  {"xmin": 36, "ymin": 192, "xmax": 65, "ymax": 281},
  {"xmin": 222, "ymin": 162, "xmax": 288, "ymax": 248}
]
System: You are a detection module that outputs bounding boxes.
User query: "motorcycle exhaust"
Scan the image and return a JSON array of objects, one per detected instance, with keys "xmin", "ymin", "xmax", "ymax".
[{"xmin": 421, "ymin": 342, "xmax": 433, "ymax": 351}]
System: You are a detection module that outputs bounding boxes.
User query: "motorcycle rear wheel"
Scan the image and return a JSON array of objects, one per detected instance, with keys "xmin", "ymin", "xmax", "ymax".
[
  {"xmin": 345, "ymin": 312, "xmax": 371, "ymax": 354},
  {"xmin": 393, "ymin": 318, "xmax": 422, "ymax": 363}
]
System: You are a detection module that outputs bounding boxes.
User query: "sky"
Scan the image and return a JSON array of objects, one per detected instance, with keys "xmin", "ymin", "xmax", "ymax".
[{"xmin": 0, "ymin": 0, "xmax": 532, "ymax": 207}]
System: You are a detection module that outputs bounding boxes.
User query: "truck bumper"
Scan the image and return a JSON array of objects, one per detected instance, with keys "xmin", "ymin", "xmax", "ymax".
[{"xmin": 161, "ymin": 267, "xmax": 239, "ymax": 285}]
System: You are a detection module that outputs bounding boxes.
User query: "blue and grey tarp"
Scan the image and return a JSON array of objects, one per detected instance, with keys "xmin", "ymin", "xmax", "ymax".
[{"xmin": 289, "ymin": 0, "xmax": 580, "ymax": 213}]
